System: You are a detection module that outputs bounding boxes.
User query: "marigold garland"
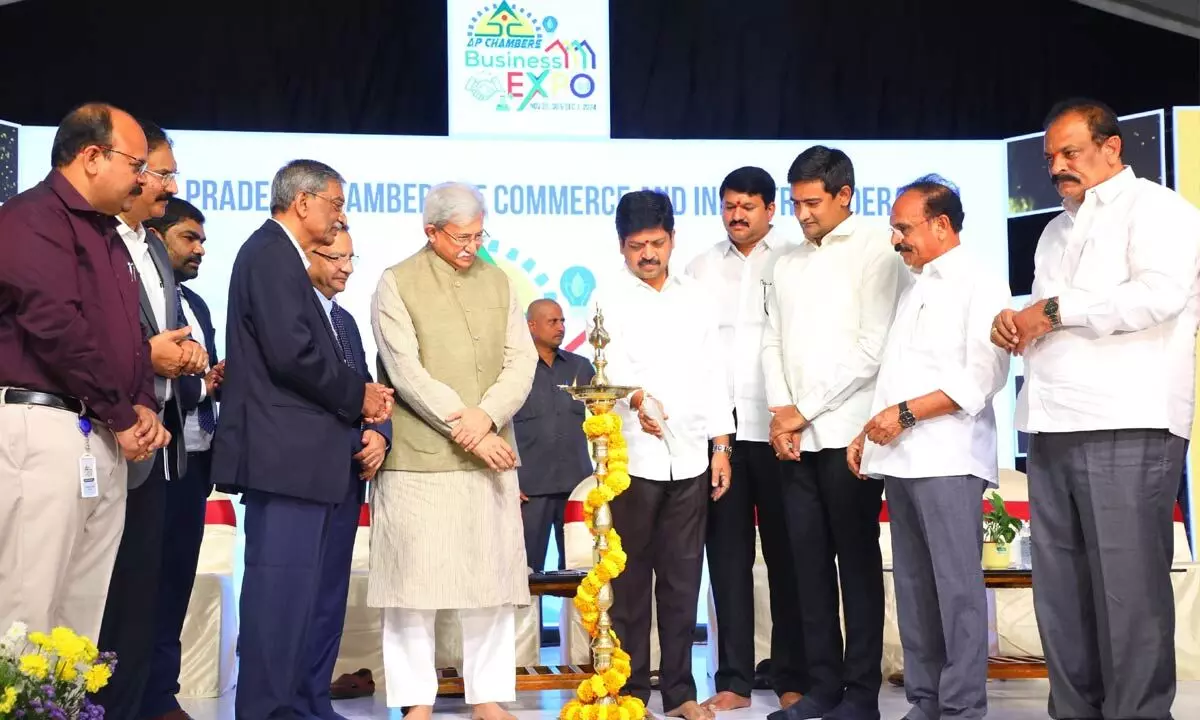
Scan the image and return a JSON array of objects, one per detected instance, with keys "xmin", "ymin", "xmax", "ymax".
[{"xmin": 562, "ymin": 413, "xmax": 646, "ymax": 720}]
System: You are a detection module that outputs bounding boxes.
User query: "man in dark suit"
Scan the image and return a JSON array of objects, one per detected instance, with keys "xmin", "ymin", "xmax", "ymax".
[
  {"xmin": 97, "ymin": 121, "xmax": 208, "ymax": 720},
  {"xmin": 140, "ymin": 198, "xmax": 223, "ymax": 720},
  {"xmin": 299, "ymin": 223, "xmax": 391, "ymax": 720},
  {"xmin": 212, "ymin": 159, "xmax": 394, "ymax": 720}
]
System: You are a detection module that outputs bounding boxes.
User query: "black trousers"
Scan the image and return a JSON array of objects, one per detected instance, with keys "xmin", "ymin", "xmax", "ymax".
[
  {"xmin": 610, "ymin": 473, "xmax": 707, "ymax": 713},
  {"xmin": 521, "ymin": 492, "xmax": 569, "ymax": 571},
  {"xmin": 781, "ymin": 448, "xmax": 884, "ymax": 709},
  {"xmin": 94, "ymin": 463, "xmax": 167, "ymax": 720},
  {"xmin": 140, "ymin": 450, "xmax": 212, "ymax": 718},
  {"xmin": 707, "ymin": 439, "xmax": 808, "ymax": 697}
]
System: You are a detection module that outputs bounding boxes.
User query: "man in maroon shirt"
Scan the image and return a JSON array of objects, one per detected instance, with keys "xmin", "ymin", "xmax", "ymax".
[{"xmin": 0, "ymin": 102, "xmax": 170, "ymax": 643}]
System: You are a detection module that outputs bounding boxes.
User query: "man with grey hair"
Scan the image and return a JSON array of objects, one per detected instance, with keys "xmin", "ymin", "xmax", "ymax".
[
  {"xmin": 370, "ymin": 181, "xmax": 536, "ymax": 720},
  {"xmin": 213, "ymin": 159, "xmax": 395, "ymax": 720}
]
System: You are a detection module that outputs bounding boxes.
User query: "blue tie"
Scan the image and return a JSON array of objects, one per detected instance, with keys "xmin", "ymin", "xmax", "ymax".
[
  {"xmin": 176, "ymin": 285, "xmax": 217, "ymax": 434},
  {"xmin": 330, "ymin": 302, "xmax": 359, "ymax": 373}
]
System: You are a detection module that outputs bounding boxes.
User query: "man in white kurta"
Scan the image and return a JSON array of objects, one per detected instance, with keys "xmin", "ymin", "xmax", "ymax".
[
  {"xmin": 852, "ymin": 177, "xmax": 1010, "ymax": 720},
  {"xmin": 369, "ymin": 182, "xmax": 536, "ymax": 720}
]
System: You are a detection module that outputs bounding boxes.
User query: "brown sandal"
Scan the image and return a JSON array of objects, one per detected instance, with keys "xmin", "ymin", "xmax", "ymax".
[{"xmin": 330, "ymin": 668, "xmax": 376, "ymax": 699}]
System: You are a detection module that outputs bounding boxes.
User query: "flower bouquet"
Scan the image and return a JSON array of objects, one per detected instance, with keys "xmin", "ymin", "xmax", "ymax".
[{"xmin": 0, "ymin": 622, "xmax": 116, "ymax": 719}]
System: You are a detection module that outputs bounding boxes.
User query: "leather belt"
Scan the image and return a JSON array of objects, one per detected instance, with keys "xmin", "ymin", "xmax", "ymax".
[{"xmin": 1, "ymin": 388, "xmax": 95, "ymax": 419}]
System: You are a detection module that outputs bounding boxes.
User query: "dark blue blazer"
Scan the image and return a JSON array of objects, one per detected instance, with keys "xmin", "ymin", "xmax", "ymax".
[
  {"xmin": 336, "ymin": 303, "xmax": 393, "ymax": 503},
  {"xmin": 177, "ymin": 283, "xmax": 219, "ymax": 414},
  {"xmin": 211, "ymin": 219, "xmax": 367, "ymax": 504}
]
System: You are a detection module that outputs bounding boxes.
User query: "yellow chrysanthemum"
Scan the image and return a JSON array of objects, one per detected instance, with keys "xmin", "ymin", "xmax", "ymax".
[
  {"xmin": 27, "ymin": 631, "xmax": 51, "ymax": 649},
  {"xmin": 56, "ymin": 659, "xmax": 79, "ymax": 682},
  {"xmin": 19, "ymin": 653, "xmax": 49, "ymax": 680},
  {"xmin": 84, "ymin": 663, "xmax": 113, "ymax": 693},
  {"xmin": 81, "ymin": 636, "xmax": 99, "ymax": 664},
  {"xmin": 0, "ymin": 687, "xmax": 18, "ymax": 714},
  {"xmin": 51, "ymin": 627, "xmax": 87, "ymax": 664}
]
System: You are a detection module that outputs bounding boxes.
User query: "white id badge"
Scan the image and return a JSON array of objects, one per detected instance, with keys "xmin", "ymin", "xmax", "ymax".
[{"xmin": 79, "ymin": 454, "xmax": 99, "ymax": 498}]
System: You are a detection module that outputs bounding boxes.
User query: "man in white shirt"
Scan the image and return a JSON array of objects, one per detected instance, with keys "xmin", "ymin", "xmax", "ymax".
[
  {"xmin": 992, "ymin": 98, "xmax": 1200, "ymax": 720},
  {"xmin": 850, "ymin": 177, "xmax": 1010, "ymax": 720},
  {"xmin": 100, "ymin": 120, "xmax": 209, "ymax": 720},
  {"xmin": 140, "ymin": 197, "xmax": 225, "ymax": 720},
  {"xmin": 685, "ymin": 167, "xmax": 807, "ymax": 712},
  {"xmin": 763, "ymin": 146, "xmax": 905, "ymax": 720},
  {"xmin": 600, "ymin": 190, "xmax": 735, "ymax": 720}
]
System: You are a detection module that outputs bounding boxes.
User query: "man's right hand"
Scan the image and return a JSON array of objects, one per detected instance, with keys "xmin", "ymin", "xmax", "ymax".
[
  {"xmin": 472, "ymin": 433, "xmax": 517, "ymax": 472},
  {"xmin": 149, "ymin": 326, "xmax": 195, "ymax": 378},
  {"xmin": 204, "ymin": 360, "xmax": 226, "ymax": 396},
  {"xmin": 362, "ymin": 383, "xmax": 395, "ymax": 424},
  {"xmin": 116, "ymin": 405, "xmax": 171, "ymax": 461}
]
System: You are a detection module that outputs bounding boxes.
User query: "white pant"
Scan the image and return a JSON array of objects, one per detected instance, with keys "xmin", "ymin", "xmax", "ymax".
[{"xmin": 383, "ymin": 605, "xmax": 516, "ymax": 707}]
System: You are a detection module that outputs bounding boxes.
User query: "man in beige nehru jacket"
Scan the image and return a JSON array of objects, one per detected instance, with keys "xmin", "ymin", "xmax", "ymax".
[{"xmin": 370, "ymin": 182, "xmax": 536, "ymax": 720}]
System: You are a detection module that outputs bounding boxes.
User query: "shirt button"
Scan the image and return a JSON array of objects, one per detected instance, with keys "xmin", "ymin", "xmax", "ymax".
[
  {"xmin": 454, "ymin": 281, "xmax": 462, "ymax": 288},
  {"xmin": 473, "ymin": 336, "xmax": 480, "ymax": 341}
]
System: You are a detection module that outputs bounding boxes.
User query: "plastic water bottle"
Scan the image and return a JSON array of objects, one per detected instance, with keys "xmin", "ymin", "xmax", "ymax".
[{"xmin": 1018, "ymin": 522, "xmax": 1033, "ymax": 569}]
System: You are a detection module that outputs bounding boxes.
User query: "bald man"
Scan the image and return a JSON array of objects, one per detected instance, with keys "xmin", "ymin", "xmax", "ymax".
[{"xmin": 512, "ymin": 299, "xmax": 596, "ymax": 571}]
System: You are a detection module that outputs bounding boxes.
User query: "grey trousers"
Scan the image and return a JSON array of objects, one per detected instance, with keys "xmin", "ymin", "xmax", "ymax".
[
  {"xmin": 1029, "ymin": 429, "xmax": 1186, "ymax": 720},
  {"xmin": 885, "ymin": 475, "xmax": 988, "ymax": 720}
]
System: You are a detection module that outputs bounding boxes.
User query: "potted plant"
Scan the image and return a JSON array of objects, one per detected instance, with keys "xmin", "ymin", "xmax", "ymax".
[{"xmin": 982, "ymin": 491, "xmax": 1024, "ymax": 570}]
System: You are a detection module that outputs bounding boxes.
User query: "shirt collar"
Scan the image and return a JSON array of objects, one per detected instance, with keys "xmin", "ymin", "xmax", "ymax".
[
  {"xmin": 804, "ymin": 213, "xmax": 859, "ymax": 248},
  {"xmin": 919, "ymin": 244, "xmax": 965, "ymax": 280},
  {"xmin": 1063, "ymin": 166, "xmax": 1135, "ymax": 214},
  {"xmin": 46, "ymin": 169, "xmax": 113, "ymax": 219},
  {"xmin": 272, "ymin": 218, "xmax": 311, "ymax": 269},
  {"xmin": 620, "ymin": 263, "xmax": 682, "ymax": 292},
  {"xmin": 721, "ymin": 225, "xmax": 779, "ymax": 258},
  {"xmin": 313, "ymin": 287, "xmax": 334, "ymax": 315}
]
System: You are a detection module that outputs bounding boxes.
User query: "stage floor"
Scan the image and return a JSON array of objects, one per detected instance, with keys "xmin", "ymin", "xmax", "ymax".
[{"xmin": 180, "ymin": 649, "xmax": 1200, "ymax": 719}]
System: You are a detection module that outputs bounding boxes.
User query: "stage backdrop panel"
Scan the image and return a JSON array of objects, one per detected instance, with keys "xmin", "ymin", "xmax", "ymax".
[{"xmin": 16, "ymin": 129, "xmax": 1011, "ymax": 622}]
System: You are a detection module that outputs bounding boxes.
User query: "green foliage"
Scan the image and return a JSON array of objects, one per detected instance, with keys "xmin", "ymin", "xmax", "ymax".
[{"xmin": 983, "ymin": 491, "xmax": 1024, "ymax": 546}]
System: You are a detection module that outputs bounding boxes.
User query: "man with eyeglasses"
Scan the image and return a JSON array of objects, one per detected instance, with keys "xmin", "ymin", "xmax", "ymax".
[
  {"xmin": 0, "ymin": 102, "xmax": 169, "ymax": 644},
  {"xmin": 298, "ymin": 222, "xmax": 391, "ymax": 720},
  {"xmin": 370, "ymin": 182, "xmax": 536, "ymax": 720},
  {"xmin": 92, "ymin": 118, "xmax": 206, "ymax": 720},
  {"xmin": 214, "ymin": 160, "xmax": 394, "ymax": 720}
]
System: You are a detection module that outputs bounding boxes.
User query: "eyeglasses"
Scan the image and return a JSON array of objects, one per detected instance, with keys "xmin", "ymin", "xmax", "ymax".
[
  {"xmin": 304, "ymin": 191, "xmax": 346, "ymax": 211},
  {"xmin": 143, "ymin": 168, "xmax": 180, "ymax": 185},
  {"xmin": 312, "ymin": 250, "xmax": 358, "ymax": 267},
  {"xmin": 438, "ymin": 228, "xmax": 490, "ymax": 246},
  {"xmin": 890, "ymin": 217, "xmax": 930, "ymax": 238},
  {"xmin": 101, "ymin": 146, "xmax": 147, "ymax": 175}
]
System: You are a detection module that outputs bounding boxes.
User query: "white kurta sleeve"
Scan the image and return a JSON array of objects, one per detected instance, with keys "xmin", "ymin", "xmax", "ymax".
[
  {"xmin": 478, "ymin": 276, "xmax": 538, "ymax": 429},
  {"xmin": 371, "ymin": 271, "xmax": 466, "ymax": 437}
]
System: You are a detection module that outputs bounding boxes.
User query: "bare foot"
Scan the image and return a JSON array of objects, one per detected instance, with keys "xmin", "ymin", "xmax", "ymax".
[
  {"xmin": 472, "ymin": 702, "xmax": 517, "ymax": 720},
  {"xmin": 779, "ymin": 692, "xmax": 804, "ymax": 710},
  {"xmin": 404, "ymin": 706, "xmax": 433, "ymax": 720},
  {"xmin": 701, "ymin": 691, "xmax": 751, "ymax": 711},
  {"xmin": 666, "ymin": 700, "xmax": 715, "ymax": 720}
]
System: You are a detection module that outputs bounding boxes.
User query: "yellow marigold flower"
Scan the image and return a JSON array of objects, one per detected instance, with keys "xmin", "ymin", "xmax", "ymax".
[
  {"xmin": 597, "ymin": 485, "xmax": 615, "ymax": 503},
  {"xmin": 581, "ymin": 705, "xmax": 599, "ymax": 720},
  {"xmin": 602, "ymin": 669, "xmax": 626, "ymax": 695},
  {"xmin": 0, "ymin": 687, "xmax": 18, "ymax": 714},
  {"xmin": 586, "ymin": 488, "xmax": 607, "ymax": 510},
  {"xmin": 84, "ymin": 663, "xmax": 113, "ymax": 693},
  {"xmin": 620, "ymin": 695, "xmax": 647, "ymax": 720},
  {"xmin": 580, "ymin": 610, "xmax": 599, "ymax": 624},
  {"xmin": 561, "ymin": 699, "xmax": 583, "ymax": 720},
  {"xmin": 576, "ymin": 679, "xmax": 596, "ymax": 703},
  {"xmin": 19, "ymin": 653, "xmax": 50, "ymax": 680}
]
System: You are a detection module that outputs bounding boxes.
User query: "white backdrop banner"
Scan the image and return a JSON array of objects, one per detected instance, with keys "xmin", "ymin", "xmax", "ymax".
[
  {"xmin": 447, "ymin": 0, "xmax": 611, "ymax": 139},
  {"xmin": 16, "ymin": 129, "xmax": 1013, "ymax": 469}
]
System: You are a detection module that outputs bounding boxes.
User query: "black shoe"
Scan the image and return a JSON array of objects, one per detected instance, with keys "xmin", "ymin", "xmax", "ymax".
[
  {"xmin": 822, "ymin": 698, "xmax": 881, "ymax": 720},
  {"xmin": 768, "ymin": 695, "xmax": 840, "ymax": 720}
]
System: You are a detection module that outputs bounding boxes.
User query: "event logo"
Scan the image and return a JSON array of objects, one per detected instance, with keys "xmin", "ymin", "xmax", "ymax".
[
  {"xmin": 478, "ymin": 235, "xmax": 596, "ymax": 352},
  {"xmin": 463, "ymin": 2, "xmax": 600, "ymax": 114}
]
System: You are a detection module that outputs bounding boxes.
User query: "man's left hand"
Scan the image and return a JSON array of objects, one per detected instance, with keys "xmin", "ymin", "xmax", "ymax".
[
  {"xmin": 354, "ymin": 429, "xmax": 388, "ymax": 480},
  {"xmin": 864, "ymin": 405, "xmax": 905, "ymax": 446},
  {"xmin": 447, "ymin": 406, "xmax": 494, "ymax": 451},
  {"xmin": 1011, "ymin": 301, "xmax": 1054, "ymax": 355},
  {"xmin": 768, "ymin": 405, "xmax": 808, "ymax": 438},
  {"xmin": 710, "ymin": 452, "xmax": 732, "ymax": 501}
]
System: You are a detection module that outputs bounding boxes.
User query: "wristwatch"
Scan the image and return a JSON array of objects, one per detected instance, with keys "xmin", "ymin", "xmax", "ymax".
[
  {"xmin": 1043, "ymin": 296, "xmax": 1062, "ymax": 328},
  {"xmin": 898, "ymin": 401, "xmax": 917, "ymax": 429},
  {"xmin": 712, "ymin": 443, "xmax": 734, "ymax": 457}
]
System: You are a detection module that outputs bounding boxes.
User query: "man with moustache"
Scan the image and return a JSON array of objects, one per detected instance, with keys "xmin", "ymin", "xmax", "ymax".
[
  {"xmin": 514, "ymin": 298, "xmax": 595, "ymax": 573},
  {"xmin": 371, "ymin": 182, "xmax": 534, "ymax": 720},
  {"xmin": 597, "ymin": 190, "xmax": 734, "ymax": 720},
  {"xmin": 297, "ymin": 223, "xmax": 391, "ymax": 720},
  {"xmin": 0, "ymin": 102, "xmax": 168, "ymax": 640},
  {"xmin": 684, "ymin": 166, "xmax": 806, "ymax": 712},
  {"xmin": 215, "ymin": 160, "xmax": 394, "ymax": 720},
  {"xmin": 763, "ymin": 146, "xmax": 905, "ymax": 720},
  {"xmin": 991, "ymin": 98, "xmax": 1200, "ymax": 720},
  {"xmin": 849, "ymin": 176, "xmax": 1010, "ymax": 720},
  {"xmin": 140, "ymin": 197, "xmax": 224, "ymax": 720},
  {"xmin": 96, "ymin": 118, "xmax": 208, "ymax": 720}
]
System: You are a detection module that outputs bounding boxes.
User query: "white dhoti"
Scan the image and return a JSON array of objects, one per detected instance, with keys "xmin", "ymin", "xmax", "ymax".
[{"xmin": 383, "ymin": 605, "xmax": 517, "ymax": 706}]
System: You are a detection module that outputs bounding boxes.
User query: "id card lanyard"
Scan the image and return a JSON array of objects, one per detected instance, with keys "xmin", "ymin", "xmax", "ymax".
[{"xmin": 79, "ymin": 415, "xmax": 99, "ymax": 499}]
